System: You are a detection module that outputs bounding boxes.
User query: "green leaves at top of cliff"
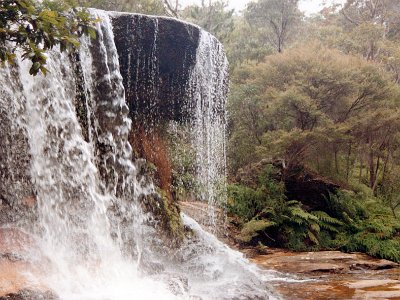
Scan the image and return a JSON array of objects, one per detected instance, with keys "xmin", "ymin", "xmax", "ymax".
[{"xmin": 0, "ymin": 0, "xmax": 98, "ymax": 75}]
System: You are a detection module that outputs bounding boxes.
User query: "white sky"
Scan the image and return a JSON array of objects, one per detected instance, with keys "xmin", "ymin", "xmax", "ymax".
[{"xmin": 180, "ymin": 0, "xmax": 346, "ymax": 15}]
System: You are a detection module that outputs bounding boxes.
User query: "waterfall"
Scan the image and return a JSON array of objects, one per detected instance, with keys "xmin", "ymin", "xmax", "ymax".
[
  {"xmin": 0, "ymin": 9, "xmax": 282, "ymax": 300},
  {"xmin": 4, "ymin": 10, "xmax": 177, "ymax": 299},
  {"xmin": 189, "ymin": 31, "xmax": 229, "ymax": 230}
]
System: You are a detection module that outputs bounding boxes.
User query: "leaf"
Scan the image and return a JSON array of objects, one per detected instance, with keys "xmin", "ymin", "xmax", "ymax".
[
  {"xmin": 238, "ymin": 219, "xmax": 277, "ymax": 242},
  {"xmin": 307, "ymin": 230, "xmax": 319, "ymax": 245}
]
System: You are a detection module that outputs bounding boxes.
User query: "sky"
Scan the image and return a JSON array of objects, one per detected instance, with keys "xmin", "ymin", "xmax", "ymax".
[{"xmin": 179, "ymin": 0, "xmax": 346, "ymax": 15}]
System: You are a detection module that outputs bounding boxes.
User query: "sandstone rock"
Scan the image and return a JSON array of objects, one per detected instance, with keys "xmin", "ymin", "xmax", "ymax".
[
  {"xmin": 0, "ymin": 289, "xmax": 58, "ymax": 300},
  {"xmin": 0, "ymin": 228, "xmax": 55, "ymax": 299},
  {"xmin": 251, "ymin": 251, "xmax": 399, "ymax": 274},
  {"xmin": 252, "ymin": 250, "xmax": 400, "ymax": 300}
]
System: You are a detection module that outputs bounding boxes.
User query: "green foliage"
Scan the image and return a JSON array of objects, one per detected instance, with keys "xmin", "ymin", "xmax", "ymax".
[
  {"xmin": 166, "ymin": 123, "xmax": 200, "ymax": 201},
  {"xmin": 0, "ymin": 0, "xmax": 97, "ymax": 75},
  {"xmin": 229, "ymin": 166, "xmax": 341, "ymax": 249},
  {"xmin": 228, "ymin": 165, "xmax": 286, "ymax": 221},
  {"xmin": 238, "ymin": 219, "xmax": 276, "ymax": 243},
  {"xmin": 341, "ymin": 206, "xmax": 400, "ymax": 262},
  {"xmin": 220, "ymin": 0, "xmax": 400, "ymax": 263},
  {"xmin": 229, "ymin": 167, "xmax": 400, "ymax": 262},
  {"xmin": 228, "ymin": 42, "xmax": 400, "ymax": 186}
]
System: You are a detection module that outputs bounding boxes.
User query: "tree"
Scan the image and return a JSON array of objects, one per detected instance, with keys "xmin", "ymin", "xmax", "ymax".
[
  {"xmin": 341, "ymin": 0, "xmax": 400, "ymax": 39},
  {"xmin": 0, "ymin": 0, "xmax": 96, "ymax": 75},
  {"xmin": 163, "ymin": 0, "xmax": 180, "ymax": 18},
  {"xmin": 80, "ymin": 0, "xmax": 167, "ymax": 15},
  {"xmin": 224, "ymin": 17, "xmax": 273, "ymax": 67},
  {"xmin": 228, "ymin": 43, "xmax": 398, "ymax": 178},
  {"xmin": 181, "ymin": 0, "xmax": 234, "ymax": 42},
  {"xmin": 245, "ymin": 0, "xmax": 302, "ymax": 53}
]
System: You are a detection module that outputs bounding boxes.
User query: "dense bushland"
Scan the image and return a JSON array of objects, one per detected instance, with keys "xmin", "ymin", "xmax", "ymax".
[{"xmin": 227, "ymin": 165, "xmax": 400, "ymax": 262}]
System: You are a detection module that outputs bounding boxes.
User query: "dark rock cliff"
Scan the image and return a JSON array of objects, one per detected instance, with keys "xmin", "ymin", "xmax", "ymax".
[{"xmin": 111, "ymin": 13, "xmax": 200, "ymax": 125}]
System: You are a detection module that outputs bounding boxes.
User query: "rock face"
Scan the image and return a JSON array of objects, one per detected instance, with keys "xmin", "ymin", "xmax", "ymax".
[
  {"xmin": 111, "ymin": 13, "xmax": 200, "ymax": 124},
  {"xmin": 0, "ymin": 10, "xmax": 230, "ymax": 300},
  {"xmin": 252, "ymin": 250, "xmax": 399, "ymax": 274},
  {"xmin": 282, "ymin": 164, "xmax": 340, "ymax": 211},
  {"xmin": 0, "ymin": 65, "xmax": 36, "ymax": 226}
]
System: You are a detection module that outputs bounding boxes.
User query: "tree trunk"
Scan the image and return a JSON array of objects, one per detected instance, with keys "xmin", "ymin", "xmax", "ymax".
[
  {"xmin": 372, "ymin": 156, "xmax": 380, "ymax": 195},
  {"xmin": 359, "ymin": 153, "xmax": 363, "ymax": 183},
  {"xmin": 368, "ymin": 147, "xmax": 375, "ymax": 189},
  {"xmin": 334, "ymin": 146, "xmax": 339, "ymax": 175},
  {"xmin": 346, "ymin": 142, "xmax": 352, "ymax": 182},
  {"xmin": 382, "ymin": 150, "xmax": 391, "ymax": 186}
]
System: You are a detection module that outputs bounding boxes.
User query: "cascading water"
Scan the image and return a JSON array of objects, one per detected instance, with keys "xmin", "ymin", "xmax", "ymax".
[
  {"xmin": 0, "ymin": 9, "xmax": 285, "ymax": 300},
  {"xmin": 189, "ymin": 31, "xmax": 229, "ymax": 231},
  {"xmin": 10, "ymin": 11, "xmax": 177, "ymax": 299}
]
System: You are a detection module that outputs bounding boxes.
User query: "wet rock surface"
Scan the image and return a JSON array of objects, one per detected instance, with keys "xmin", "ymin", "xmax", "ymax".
[
  {"xmin": 179, "ymin": 201, "xmax": 228, "ymax": 239},
  {"xmin": 0, "ymin": 66, "xmax": 35, "ymax": 226},
  {"xmin": 251, "ymin": 250, "xmax": 399, "ymax": 274},
  {"xmin": 0, "ymin": 228, "xmax": 55, "ymax": 300},
  {"xmin": 111, "ymin": 12, "xmax": 200, "ymax": 124},
  {"xmin": 249, "ymin": 249, "xmax": 400, "ymax": 299}
]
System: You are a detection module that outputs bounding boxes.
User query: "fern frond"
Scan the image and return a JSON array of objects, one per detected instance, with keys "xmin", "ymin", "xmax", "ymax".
[
  {"xmin": 310, "ymin": 222, "xmax": 320, "ymax": 233},
  {"xmin": 307, "ymin": 230, "xmax": 319, "ymax": 245},
  {"xmin": 291, "ymin": 207, "xmax": 318, "ymax": 221},
  {"xmin": 312, "ymin": 211, "xmax": 343, "ymax": 225}
]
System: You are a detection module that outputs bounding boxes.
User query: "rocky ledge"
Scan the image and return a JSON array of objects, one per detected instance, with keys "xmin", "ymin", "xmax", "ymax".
[{"xmin": 251, "ymin": 250, "xmax": 400, "ymax": 299}]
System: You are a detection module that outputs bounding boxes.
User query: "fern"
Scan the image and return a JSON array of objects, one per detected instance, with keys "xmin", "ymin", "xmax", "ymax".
[
  {"xmin": 307, "ymin": 230, "xmax": 319, "ymax": 245},
  {"xmin": 290, "ymin": 206, "xmax": 318, "ymax": 221},
  {"xmin": 312, "ymin": 211, "xmax": 343, "ymax": 225},
  {"xmin": 310, "ymin": 222, "xmax": 320, "ymax": 233},
  {"xmin": 239, "ymin": 219, "xmax": 276, "ymax": 243}
]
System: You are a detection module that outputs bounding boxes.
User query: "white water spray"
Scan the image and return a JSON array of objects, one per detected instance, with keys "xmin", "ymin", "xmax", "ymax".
[{"xmin": 190, "ymin": 31, "xmax": 229, "ymax": 230}]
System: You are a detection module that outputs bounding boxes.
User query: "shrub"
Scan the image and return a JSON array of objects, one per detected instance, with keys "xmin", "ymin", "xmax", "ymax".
[{"xmin": 228, "ymin": 166, "xmax": 400, "ymax": 262}]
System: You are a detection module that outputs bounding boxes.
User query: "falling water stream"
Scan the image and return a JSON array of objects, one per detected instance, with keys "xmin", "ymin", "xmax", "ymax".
[
  {"xmin": 190, "ymin": 31, "xmax": 229, "ymax": 230},
  {"xmin": 0, "ymin": 10, "xmax": 285, "ymax": 300}
]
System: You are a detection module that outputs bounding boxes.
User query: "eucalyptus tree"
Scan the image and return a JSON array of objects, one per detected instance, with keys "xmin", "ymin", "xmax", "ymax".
[
  {"xmin": 338, "ymin": 0, "xmax": 400, "ymax": 60},
  {"xmin": 245, "ymin": 0, "xmax": 302, "ymax": 53},
  {"xmin": 181, "ymin": 0, "xmax": 234, "ymax": 42}
]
